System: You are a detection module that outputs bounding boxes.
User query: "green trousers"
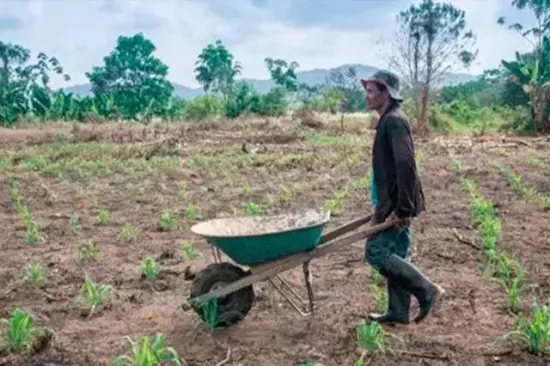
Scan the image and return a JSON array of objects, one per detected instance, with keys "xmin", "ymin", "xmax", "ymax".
[{"xmin": 365, "ymin": 226, "xmax": 412, "ymax": 271}]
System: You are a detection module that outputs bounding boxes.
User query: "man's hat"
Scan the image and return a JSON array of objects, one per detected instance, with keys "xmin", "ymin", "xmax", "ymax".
[{"xmin": 360, "ymin": 70, "xmax": 403, "ymax": 102}]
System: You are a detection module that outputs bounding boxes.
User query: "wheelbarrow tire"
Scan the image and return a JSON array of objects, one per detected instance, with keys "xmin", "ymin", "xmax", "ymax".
[{"xmin": 189, "ymin": 262, "xmax": 254, "ymax": 328}]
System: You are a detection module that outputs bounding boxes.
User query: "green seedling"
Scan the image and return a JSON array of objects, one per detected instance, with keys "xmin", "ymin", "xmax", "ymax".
[
  {"xmin": 23, "ymin": 262, "xmax": 47, "ymax": 287},
  {"xmin": 495, "ymin": 301, "xmax": 550, "ymax": 355},
  {"xmin": 78, "ymin": 275, "xmax": 113, "ymax": 317},
  {"xmin": 490, "ymin": 252, "xmax": 524, "ymax": 281},
  {"xmin": 0, "ymin": 308, "xmax": 35, "ymax": 353},
  {"xmin": 354, "ymin": 319, "xmax": 403, "ymax": 365},
  {"xmin": 183, "ymin": 204, "xmax": 199, "ymax": 220},
  {"xmin": 159, "ymin": 211, "xmax": 177, "ymax": 231},
  {"xmin": 244, "ymin": 201, "xmax": 262, "ymax": 216},
  {"xmin": 141, "ymin": 257, "xmax": 160, "ymax": 281},
  {"xmin": 69, "ymin": 213, "xmax": 80, "ymax": 234},
  {"xmin": 98, "ymin": 209, "xmax": 111, "ymax": 225},
  {"xmin": 181, "ymin": 242, "xmax": 199, "ymax": 260},
  {"xmin": 370, "ymin": 285, "xmax": 388, "ymax": 314},
  {"xmin": 108, "ymin": 333, "xmax": 184, "ymax": 366},
  {"xmin": 0, "ymin": 308, "xmax": 52, "ymax": 355},
  {"xmin": 370, "ymin": 269, "xmax": 385, "ymax": 287},
  {"xmin": 118, "ymin": 226, "xmax": 139, "ymax": 242},
  {"xmin": 79, "ymin": 240, "xmax": 99, "ymax": 261}
]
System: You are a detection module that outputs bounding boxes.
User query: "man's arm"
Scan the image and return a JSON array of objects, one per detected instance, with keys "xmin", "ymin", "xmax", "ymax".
[{"xmin": 386, "ymin": 115, "xmax": 418, "ymax": 219}]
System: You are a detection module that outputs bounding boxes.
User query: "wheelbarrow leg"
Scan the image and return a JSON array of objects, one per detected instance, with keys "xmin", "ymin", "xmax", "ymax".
[
  {"xmin": 266, "ymin": 260, "xmax": 315, "ymax": 317},
  {"xmin": 210, "ymin": 242, "xmax": 222, "ymax": 263},
  {"xmin": 303, "ymin": 260, "xmax": 314, "ymax": 314}
]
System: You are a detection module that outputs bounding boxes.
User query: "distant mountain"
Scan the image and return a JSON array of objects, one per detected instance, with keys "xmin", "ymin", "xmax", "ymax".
[{"xmin": 62, "ymin": 63, "xmax": 478, "ymax": 100}]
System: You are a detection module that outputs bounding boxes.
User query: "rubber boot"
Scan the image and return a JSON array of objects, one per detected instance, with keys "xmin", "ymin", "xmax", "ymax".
[
  {"xmin": 380, "ymin": 254, "xmax": 445, "ymax": 323},
  {"xmin": 368, "ymin": 279, "xmax": 411, "ymax": 325}
]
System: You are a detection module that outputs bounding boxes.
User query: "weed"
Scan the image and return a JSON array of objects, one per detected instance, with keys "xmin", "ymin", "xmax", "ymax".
[{"xmin": 108, "ymin": 333, "xmax": 184, "ymax": 366}]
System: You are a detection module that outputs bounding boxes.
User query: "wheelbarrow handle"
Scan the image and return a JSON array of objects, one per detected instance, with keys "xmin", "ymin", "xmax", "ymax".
[{"xmin": 319, "ymin": 213, "xmax": 373, "ymax": 244}]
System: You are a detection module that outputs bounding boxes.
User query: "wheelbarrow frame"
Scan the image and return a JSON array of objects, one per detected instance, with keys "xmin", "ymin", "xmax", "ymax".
[{"xmin": 186, "ymin": 212, "xmax": 396, "ymax": 325}]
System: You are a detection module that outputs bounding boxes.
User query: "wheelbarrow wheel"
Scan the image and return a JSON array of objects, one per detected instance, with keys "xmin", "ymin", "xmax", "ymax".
[{"xmin": 188, "ymin": 262, "xmax": 254, "ymax": 328}]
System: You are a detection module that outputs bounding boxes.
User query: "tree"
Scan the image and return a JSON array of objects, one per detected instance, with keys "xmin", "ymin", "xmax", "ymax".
[
  {"xmin": 264, "ymin": 58, "xmax": 299, "ymax": 92},
  {"xmin": 498, "ymin": 0, "xmax": 550, "ymax": 133},
  {"xmin": 0, "ymin": 41, "xmax": 70, "ymax": 126},
  {"xmin": 194, "ymin": 40, "xmax": 242, "ymax": 98},
  {"xmin": 389, "ymin": 0, "xmax": 477, "ymax": 133},
  {"xmin": 86, "ymin": 33, "xmax": 174, "ymax": 120}
]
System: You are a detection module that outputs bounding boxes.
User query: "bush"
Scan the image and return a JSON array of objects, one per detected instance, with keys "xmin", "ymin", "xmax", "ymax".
[{"xmin": 183, "ymin": 95, "xmax": 224, "ymax": 120}]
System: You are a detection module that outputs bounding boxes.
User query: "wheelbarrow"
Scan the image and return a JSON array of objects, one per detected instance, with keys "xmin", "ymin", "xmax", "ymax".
[{"xmin": 185, "ymin": 208, "xmax": 396, "ymax": 328}]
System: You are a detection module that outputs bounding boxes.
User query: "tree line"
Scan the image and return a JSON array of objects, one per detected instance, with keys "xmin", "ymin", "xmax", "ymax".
[{"xmin": 1, "ymin": 0, "xmax": 549, "ymax": 134}]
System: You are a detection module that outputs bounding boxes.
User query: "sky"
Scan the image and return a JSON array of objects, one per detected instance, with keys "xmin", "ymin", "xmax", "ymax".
[{"xmin": 0, "ymin": 0, "xmax": 538, "ymax": 89}]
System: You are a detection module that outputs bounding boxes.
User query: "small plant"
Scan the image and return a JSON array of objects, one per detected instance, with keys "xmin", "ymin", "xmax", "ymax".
[
  {"xmin": 23, "ymin": 262, "xmax": 47, "ymax": 287},
  {"xmin": 354, "ymin": 320, "xmax": 403, "ymax": 365},
  {"xmin": 98, "ymin": 209, "xmax": 111, "ymax": 225},
  {"xmin": 0, "ymin": 308, "xmax": 52, "ymax": 354},
  {"xmin": 0, "ymin": 308, "xmax": 35, "ymax": 353},
  {"xmin": 495, "ymin": 301, "xmax": 550, "ymax": 355},
  {"xmin": 244, "ymin": 201, "xmax": 262, "ymax": 216},
  {"xmin": 118, "ymin": 225, "xmax": 139, "ymax": 242},
  {"xmin": 141, "ymin": 257, "xmax": 160, "ymax": 281},
  {"xmin": 183, "ymin": 204, "xmax": 199, "ymax": 220},
  {"xmin": 108, "ymin": 333, "xmax": 184, "ymax": 366},
  {"xmin": 370, "ymin": 285, "xmax": 388, "ymax": 314},
  {"xmin": 24, "ymin": 223, "xmax": 41, "ymax": 246},
  {"xmin": 181, "ymin": 242, "xmax": 199, "ymax": 260},
  {"xmin": 79, "ymin": 240, "xmax": 100, "ymax": 261},
  {"xmin": 492, "ymin": 273, "xmax": 531, "ymax": 314},
  {"xmin": 159, "ymin": 211, "xmax": 177, "ymax": 231},
  {"xmin": 69, "ymin": 213, "xmax": 80, "ymax": 234},
  {"xmin": 77, "ymin": 275, "xmax": 113, "ymax": 317},
  {"xmin": 490, "ymin": 252, "xmax": 524, "ymax": 281}
]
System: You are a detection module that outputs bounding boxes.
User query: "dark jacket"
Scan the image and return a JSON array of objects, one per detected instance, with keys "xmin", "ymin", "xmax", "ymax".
[{"xmin": 371, "ymin": 103, "xmax": 425, "ymax": 224}]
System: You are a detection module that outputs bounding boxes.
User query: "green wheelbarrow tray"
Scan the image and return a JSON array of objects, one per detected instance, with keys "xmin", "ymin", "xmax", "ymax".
[{"xmin": 190, "ymin": 209, "xmax": 331, "ymax": 266}]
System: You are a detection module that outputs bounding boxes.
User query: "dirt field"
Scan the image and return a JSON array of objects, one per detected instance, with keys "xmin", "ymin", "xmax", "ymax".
[{"xmin": 1, "ymin": 118, "xmax": 550, "ymax": 365}]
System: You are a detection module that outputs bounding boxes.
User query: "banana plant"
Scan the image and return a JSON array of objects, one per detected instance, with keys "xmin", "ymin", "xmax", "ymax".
[{"xmin": 502, "ymin": 36, "xmax": 550, "ymax": 92}]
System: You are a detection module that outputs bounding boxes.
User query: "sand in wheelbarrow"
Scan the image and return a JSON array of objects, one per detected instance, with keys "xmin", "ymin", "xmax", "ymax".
[{"xmin": 192, "ymin": 209, "xmax": 330, "ymax": 238}]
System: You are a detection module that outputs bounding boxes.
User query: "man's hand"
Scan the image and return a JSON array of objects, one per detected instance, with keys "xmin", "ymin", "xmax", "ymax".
[{"xmin": 387, "ymin": 211, "xmax": 410, "ymax": 228}]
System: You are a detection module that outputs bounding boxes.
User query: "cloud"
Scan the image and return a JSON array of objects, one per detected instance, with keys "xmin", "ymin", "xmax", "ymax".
[{"xmin": 0, "ymin": 0, "xmax": 538, "ymax": 89}]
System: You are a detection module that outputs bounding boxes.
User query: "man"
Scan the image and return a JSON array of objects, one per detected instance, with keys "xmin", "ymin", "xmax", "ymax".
[{"xmin": 360, "ymin": 70, "xmax": 444, "ymax": 325}]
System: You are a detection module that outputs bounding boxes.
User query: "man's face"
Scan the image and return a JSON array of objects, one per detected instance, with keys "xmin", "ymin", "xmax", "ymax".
[{"xmin": 364, "ymin": 82, "xmax": 387, "ymax": 111}]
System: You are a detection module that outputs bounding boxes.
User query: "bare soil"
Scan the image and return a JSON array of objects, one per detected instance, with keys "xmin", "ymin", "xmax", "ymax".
[{"xmin": 1, "ymin": 120, "xmax": 549, "ymax": 365}]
